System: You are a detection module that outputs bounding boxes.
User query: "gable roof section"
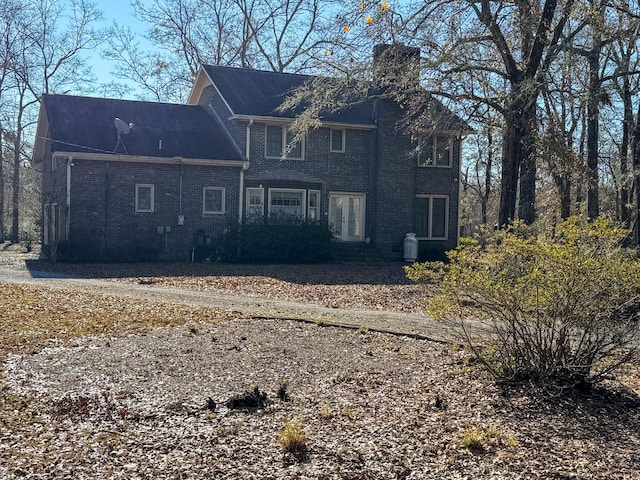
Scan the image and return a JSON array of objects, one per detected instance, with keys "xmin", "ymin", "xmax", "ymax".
[
  {"xmin": 200, "ymin": 65, "xmax": 377, "ymax": 126},
  {"xmin": 198, "ymin": 65, "xmax": 469, "ymax": 132},
  {"xmin": 37, "ymin": 94, "xmax": 243, "ymax": 163}
]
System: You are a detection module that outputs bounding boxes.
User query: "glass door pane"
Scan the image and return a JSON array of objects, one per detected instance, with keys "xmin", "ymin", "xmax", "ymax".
[
  {"xmin": 348, "ymin": 197, "xmax": 361, "ymax": 239},
  {"xmin": 329, "ymin": 196, "xmax": 343, "ymax": 239},
  {"xmin": 329, "ymin": 194, "xmax": 365, "ymax": 241}
]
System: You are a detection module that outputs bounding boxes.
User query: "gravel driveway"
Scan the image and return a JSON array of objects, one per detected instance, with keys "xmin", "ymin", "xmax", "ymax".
[{"xmin": 0, "ymin": 249, "xmax": 454, "ymax": 343}]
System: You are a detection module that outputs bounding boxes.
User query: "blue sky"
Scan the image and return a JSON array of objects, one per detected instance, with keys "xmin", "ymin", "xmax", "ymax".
[{"xmin": 89, "ymin": 0, "xmax": 151, "ymax": 89}]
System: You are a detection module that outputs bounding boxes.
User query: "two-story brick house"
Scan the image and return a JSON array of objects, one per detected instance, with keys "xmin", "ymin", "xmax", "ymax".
[{"xmin": 32, "ymin": 44, "xmax": 467, "ymax": 262}]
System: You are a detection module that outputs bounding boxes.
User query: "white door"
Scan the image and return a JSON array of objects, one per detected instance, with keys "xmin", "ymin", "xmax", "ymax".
[{"xmin": 329, "ymin": 194, "xmax": 365, "ymax": 241}]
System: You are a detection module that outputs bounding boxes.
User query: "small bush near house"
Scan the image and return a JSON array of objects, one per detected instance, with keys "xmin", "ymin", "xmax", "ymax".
[
  {"xmin": 222, "ymin": 221, "xmax": 333, "ymax": 263},
  {"xmin": 407, "ymin": 216, "xmax": 640, "ymax": 389},
  {"xmin": 55, "ymin": 239, "xmax": 102, "ymax": 262}
]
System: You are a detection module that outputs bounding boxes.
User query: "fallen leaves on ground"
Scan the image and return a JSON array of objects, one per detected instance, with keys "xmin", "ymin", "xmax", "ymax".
[
  {"xmin": 0, "ymin": 283, "xmax": 231, "ymax": 356},
  {"xmin": 23, "ymin": 260, "xmax": 436, "ymax": 313},
  {"xmin": 0, "ymin": 253, "xmax": 639, "ymax": 479}
]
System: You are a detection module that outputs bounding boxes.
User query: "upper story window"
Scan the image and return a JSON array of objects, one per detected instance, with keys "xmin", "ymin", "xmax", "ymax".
[
  {"xmin": 330, "ymin": 128, "xmax": 345, "ymax": 153},
  {"xmin": 135, "ymin": 184, "xmax": 154, "ymax": 212},
  {"xmin": 265, "ymin": 125, "xmax": 303, "ymax": 160},
  {"xmin": 203, "ymin": 186, "xmax": 225, "ymax": 215},
  {"xmin": 417, "ymin": 135, "xmax": 452, "ymax": 167}
]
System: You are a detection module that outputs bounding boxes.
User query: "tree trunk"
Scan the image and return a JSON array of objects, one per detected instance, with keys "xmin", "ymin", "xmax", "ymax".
[
  {"xmin": 620, "ymin": 75, "xmax": 633, "ymax": 227},
  {"xmin": 499, "ymin": 92, "xmax": 538, "ymax": 226},
  {"xmin": 633, "ymin": 102, "xmax": 640, "ymax": 244},
  {"xmin": 481, "ymin": 128, "xmax": 494, "ymax": 225},
  {"xmin": 0, "ymin": 126, "xmax": 4, "ymax": 242},
  {"xmin": 551, "ymin": 172, "xmax": 571, "ymax": 220},
  {"xmin": 586, "ymin": 45, "xmax": 601, "ymax": 221},
  {"xmin": 499, "ymin": 118, "xmax": 518, "ymax": 226},
  {"xmin": 10, "ymin": 130, "xmax": 20, "ymax": 243}
]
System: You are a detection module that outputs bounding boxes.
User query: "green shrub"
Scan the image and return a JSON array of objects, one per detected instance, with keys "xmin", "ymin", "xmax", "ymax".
[
  {"xmin": 419, "ymin": 216, "xmax": 640, "ymax": 388},
  {"xmin": 222, "ymin": 220, "xmax": 333, "ymax": 263}
]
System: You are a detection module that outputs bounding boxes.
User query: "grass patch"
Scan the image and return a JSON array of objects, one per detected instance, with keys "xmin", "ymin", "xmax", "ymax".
[
  {"xmin": 276, "ymin": 419, "xmax": 308, "ymax": 458},
  {"xmin": 460, "ymin": 424, "xmax": 518, "ymax": 453},
  {"xmin": 0, "ymin": 284, "xmax": 231, "ymax": 357}
]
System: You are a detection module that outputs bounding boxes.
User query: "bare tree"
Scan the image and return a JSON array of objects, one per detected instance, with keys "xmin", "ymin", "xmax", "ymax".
[
  {"xmin": 105, "ymin": 0, "xmax": 337, "ymax": 101},
  {"xmin": 0, "ymin": 0, "xmax": 104, "ymax": 243},
  {"xmin": 0, "ymin": 0, "xmax": 28, "ymax": 241}
]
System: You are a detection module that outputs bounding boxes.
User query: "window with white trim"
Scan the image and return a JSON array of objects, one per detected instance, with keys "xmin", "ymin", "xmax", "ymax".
[
  {"xmin": 246, "ymin": 187, "xmax": 264, "ymax": 222},
  {"xmin": 330, "ymin": 128, "xmax": 345, "ymax": 153},
  {"xmin": 415, "ymin": 195, "xmax": 448, "ymax": 239},
  {"xmin": 135, "ymin": 184, "xmax": 154, "ymax": 212},
  {"xmin": 265, "ymin": 125, "xmax": 303, "ymax": 159},
  {"xmin": 269, "ymin": 188, "xmax": 306, "ymax": 223},
  {"xmin": 203, "ymin": 187, "xmax": 225, "ymax": 215},
  {"xmin": 308, "ymin": 190, "xmax": 320, "ymax": 221},
  {"xmin": 417, "ymin": 135, "xmax": 452, "ymax": 167}
]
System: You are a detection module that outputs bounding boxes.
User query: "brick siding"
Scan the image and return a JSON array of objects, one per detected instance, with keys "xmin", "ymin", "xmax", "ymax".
[{"xmin": 63, "ymin": 159, "xmax": 241, "ymax": 261}]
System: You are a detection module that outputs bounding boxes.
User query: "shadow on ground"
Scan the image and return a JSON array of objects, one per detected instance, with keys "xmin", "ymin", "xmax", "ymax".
[{"xmin": 23, "ymin": 258, "xmax": 413, "ymax": 286}]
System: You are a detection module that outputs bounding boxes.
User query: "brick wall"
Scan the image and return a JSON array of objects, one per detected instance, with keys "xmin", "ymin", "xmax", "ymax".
[
  {"xmin": 373, "ymin": 98, "xmax": 460, "ymax": 259},
  {"xmin": 197, "ymin": 77, "xmax": 459, "ymax": 260},
  {"xmin": 67, "ymin": 159, "xmax": 242, "ymax": 261}
]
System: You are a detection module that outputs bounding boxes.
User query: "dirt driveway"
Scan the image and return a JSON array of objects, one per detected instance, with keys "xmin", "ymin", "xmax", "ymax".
[{"xmin": 0, "ymin": 248, "xmax": 455, "ymax": 343}]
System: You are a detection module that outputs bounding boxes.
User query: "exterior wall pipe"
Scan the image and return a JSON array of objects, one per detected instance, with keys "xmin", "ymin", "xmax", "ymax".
[
  {"xmin": 66, "ymin": 156, "xmax": 73, "ymax": 239},
  {"xmin": 245, "ymin": 119, "xmax": 253, "ymax": 160},
  {"xmin": 240, "ymin": 119, "xmax": 253, "ymax": 223},
  {"xmin": 239, "ymin": 162, "xmax": 249, "ymax": 223}
]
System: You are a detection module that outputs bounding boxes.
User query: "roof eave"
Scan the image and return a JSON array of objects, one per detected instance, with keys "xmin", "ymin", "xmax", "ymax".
[
  {"xmin": 186, "ymin": 67, "xmax": 208, "ymax": 105},
  {"xmin": 229, "ymin": 114, "xmax": 377, "ymax": 130},
  {"xmin": 31, "ymin": 101, "xmax": 49, "ymax": 169},
  {"xmin": 52, "ymin": 151, "xmax": 249, "ymax": 168}
]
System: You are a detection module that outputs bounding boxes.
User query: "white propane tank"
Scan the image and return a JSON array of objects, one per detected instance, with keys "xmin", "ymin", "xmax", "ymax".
[{"xmin": 403, "ymin": 232, "xmax": 418, "ymax": 262}]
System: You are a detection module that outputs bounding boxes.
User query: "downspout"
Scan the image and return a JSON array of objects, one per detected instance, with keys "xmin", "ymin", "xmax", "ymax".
[
  {"xmin": 179, "ymin": 158, "xmax": 184, "ymax": 217},
  {"xmin": 239, "ymin": 163, "xmax": 249, "ymax": 223},
  {"xmin": 239, "ymin": 119, "xmax": 253, "ymax": 223},
  {"xmin": 245, "ymin": 119, "xmax": 253, "ymax": 160},
  {"xmin": 456, "ymin": 132, "xmax": 462, "ymax": 245},
  {"xmin": 66, "ymin": 156, "xmax": 72, "ymax": 239}
]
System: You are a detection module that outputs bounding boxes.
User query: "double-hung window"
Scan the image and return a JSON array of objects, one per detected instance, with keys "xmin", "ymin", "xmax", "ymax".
[
  {"xmin": 246, "ymin": 187, "xmax": 264, "ymax": 222},
  {"xmin": 415, "ymin": 195, "xmax": 448, "ymax": 239},
  {"xmin": 135, "ymin": 184, "xmax": 154, "ymax": 212},
  {"xmin": 308, "ymin": 190, "xmax": 320, "ymax": 221},
  {"xmin": 417, "ymin": 135, "xmax": 452, "ymax": 167},
  {"xmin": 330, "ymin": 128, "xmax": 345, "ymax": 153},
  {"xmin": 203, "ymin": 187, "xmax": 225, "ymax": 215},
  {"xmin": 265, "ymin": 125, "xmax": 303, "ymax": 159}
]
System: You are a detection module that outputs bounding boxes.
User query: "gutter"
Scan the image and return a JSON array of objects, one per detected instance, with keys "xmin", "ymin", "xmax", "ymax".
[
  {"xmin": 52, "ymin": 151, "xmax": 249, "ymax": 169},
  {"xmin": 229, "ymin": 114, "xmax": 377, "ymax": 131}
]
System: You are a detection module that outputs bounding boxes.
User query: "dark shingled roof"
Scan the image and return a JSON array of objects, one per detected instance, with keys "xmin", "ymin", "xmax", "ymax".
[
  {"xmin": 202, "ymin": 65, "xmax": 377, "ymax": 125},
  {"xmin": 202, "ymin": 64, "xmax": 469, "ymax": 131},
  {"xmin": 42, "ymin": 94, "xmax": 243, "ymax": 160}
]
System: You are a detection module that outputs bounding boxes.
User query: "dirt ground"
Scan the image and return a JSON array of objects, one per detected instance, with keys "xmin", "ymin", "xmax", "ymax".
[{"xmin": 0, "ymin": 247, "xmax": 639, "ymax": 479}]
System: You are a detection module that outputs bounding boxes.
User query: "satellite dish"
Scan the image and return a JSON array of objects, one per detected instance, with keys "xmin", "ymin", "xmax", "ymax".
[{"xmin": 114, "ymin": 117, "xmax": 134, "ymax": 135}]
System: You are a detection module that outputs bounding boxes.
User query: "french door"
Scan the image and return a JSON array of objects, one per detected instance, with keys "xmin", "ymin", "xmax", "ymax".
[{"xmin": 329, "ymin": 193, "xmax": 365, "ymax": 241}]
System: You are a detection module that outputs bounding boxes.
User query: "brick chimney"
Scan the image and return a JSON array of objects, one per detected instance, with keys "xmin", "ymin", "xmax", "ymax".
[{"xmin": 372, "ymin": 43, "xmax": 421, "ymax": 91}]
